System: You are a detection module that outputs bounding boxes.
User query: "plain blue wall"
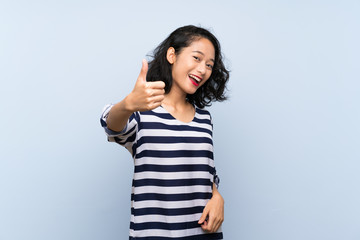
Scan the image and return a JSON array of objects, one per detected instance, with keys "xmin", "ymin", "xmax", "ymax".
[{"xmin": 1, "ymin": 0, "xmax": 359, "ymax": 239}]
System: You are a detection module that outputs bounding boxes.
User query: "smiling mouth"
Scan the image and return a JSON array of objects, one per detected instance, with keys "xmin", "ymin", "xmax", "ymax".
[{"xmin": 189, "ymin": 74, "xmax": 202, "ymax": 86}]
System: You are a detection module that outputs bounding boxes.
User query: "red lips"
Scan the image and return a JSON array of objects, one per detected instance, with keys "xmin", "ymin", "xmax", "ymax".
[{"xmin": 189, "ymin": 76, "xmax": 199, "ymax": 86}]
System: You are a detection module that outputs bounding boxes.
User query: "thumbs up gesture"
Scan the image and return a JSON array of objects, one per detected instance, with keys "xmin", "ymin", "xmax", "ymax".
[{"xmin": 125, "ymin": 59, "xmax": 165, "ymax": 112}]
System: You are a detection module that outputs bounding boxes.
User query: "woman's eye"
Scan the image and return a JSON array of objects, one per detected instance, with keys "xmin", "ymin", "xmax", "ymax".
[
  {"xmin": 193, "ymin": 56, "xmax": 200, "ymax": 61},
  {"xmin": 207, "ymin": 64, "xmax": 213, "ymax": 69}
]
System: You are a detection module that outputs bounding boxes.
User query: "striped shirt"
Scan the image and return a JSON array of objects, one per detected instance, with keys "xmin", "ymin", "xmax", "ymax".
[{"xmin": 101, "ymin": 104, "xmax": 223, "ymax": 240}]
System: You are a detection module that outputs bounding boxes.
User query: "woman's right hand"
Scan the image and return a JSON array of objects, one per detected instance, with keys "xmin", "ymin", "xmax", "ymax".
[
  {"xmin": 106, "ymin": 60, "xmax": 165, "ymax": 132},
  {"xmin": 124, "ymin": 59, "xmax": 165, "ymax": 112}
]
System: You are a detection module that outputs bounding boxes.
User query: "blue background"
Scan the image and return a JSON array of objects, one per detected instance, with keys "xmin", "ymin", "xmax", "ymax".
[{"xmin": 1, "ymin": 0, "xmax": 359, "ymax": 239}]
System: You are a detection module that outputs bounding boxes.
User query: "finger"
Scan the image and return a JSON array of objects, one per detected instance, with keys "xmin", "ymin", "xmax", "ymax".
[
  {"xmin": 150, "ymin": 94, "xmax": 165, "ymax": 102},
  {"xmin": 212, "ymin": 219, "xmax": 220, "ymax": 233},
  {"xmin": 206, "ymin": 215, "xmax": 214, "ymax": 232},
  {"xmin": 201, "ymin": 220, "xmax": 208, "ymax": 231},
  {"xmin": 215, "ymin": 215, "xmax": 224, "ymax": 232},
  {"xmin": 137, "ymin": 59, "xmax": 148, "ymax": 83},
  {"xmin": 198, "ymin": 207, "xmax": 209, "ymax": 224},
  {"xmin": 146, "ymin": 97, "xmax": 164, "ymax": 108},
  {"xmin": 147, "ymin": 102, "xmax": 161, "ymax": 110},
  {"xmin": 149, "ymin": 89, "xmax": 165, "ymax": 97},
  {"xmin": 147, "ymin": 81, "xmax": 165, "ymax": 89},
  {"xmin": 214, "ymin": 220, "xmax": 222, "ymax": 233}
]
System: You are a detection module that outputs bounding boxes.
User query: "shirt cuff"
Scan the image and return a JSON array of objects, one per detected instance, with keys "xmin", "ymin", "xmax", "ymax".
[{"xmin": 100, "ymin": 104, "xmax": 128, "ymax": 136}]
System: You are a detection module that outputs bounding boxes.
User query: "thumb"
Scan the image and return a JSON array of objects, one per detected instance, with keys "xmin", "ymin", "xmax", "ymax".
[
  {"xmin": 137, "ymin": 59, "xmax": 148, "ymax": 83},
  {"xmin": 198, "ymin": 207, "xmax": 209, "ymax": 224}
]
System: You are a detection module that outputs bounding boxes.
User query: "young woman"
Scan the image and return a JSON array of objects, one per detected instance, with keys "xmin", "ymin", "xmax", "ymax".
[{"xmin": 101, "ymin": 25, "xmax": 229, "ymax": 239}]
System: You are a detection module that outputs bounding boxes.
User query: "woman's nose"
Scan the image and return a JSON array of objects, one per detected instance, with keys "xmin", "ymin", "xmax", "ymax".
[{"xmin": 197, "ymin": 63, "xmax": 206, "ymax": 75}]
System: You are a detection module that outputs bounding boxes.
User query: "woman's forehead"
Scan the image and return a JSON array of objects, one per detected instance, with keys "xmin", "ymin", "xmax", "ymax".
[{"xmin": 186, "ymin": 38, "xmax": 215, "ymax": 58}]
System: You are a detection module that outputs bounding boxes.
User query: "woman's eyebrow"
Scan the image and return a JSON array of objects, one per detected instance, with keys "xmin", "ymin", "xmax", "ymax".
[{"xmin": 192, "ymin": 51, "xmax": 215, "ymax": 62}]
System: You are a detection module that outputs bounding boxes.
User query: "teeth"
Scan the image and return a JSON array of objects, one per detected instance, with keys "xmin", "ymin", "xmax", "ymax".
[{"xmin": 190, "ymin": 74, "xmax": 201, "ymax": 82}]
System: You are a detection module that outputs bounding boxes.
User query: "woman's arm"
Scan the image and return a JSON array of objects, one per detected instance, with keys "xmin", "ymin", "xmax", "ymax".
[
  {"xmin": 198, "ymin": 183, "xmax": 225, "ymax": 233},
  {"xmin": 106, "ymin": 59, "xmax": 165, "ymax": 132}
]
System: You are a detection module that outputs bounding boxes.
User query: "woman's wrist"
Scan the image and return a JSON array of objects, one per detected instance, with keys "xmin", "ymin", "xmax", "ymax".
[
  {"xmin": 212, "ymin": 184, "xmax": 220, "ymax": 196},
  {"xmin": 107, "ymin": 98, "xmax": 134, "ymax": 132},
  {"xmin": 123, "ymin": 95, "xmax": 135, "ymax": 113}
]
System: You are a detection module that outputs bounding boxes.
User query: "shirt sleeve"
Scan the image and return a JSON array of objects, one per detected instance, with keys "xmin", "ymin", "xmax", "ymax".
[
  {"xmin": 100, "ymin": 104, "xmax": 139, "ymax": 156},
  {"xmin": 208, "ymin": 112, "xmax": 220, "ymax": 189},
  {"xmin": 213, "ymin": 168, "xmax": 220, "ymax": 189}
]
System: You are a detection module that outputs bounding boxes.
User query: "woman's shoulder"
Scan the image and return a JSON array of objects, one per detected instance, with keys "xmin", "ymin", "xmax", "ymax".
[
  {"xmin": 194, "ymin": 106, "xmax": 213, "ymax": 126},
  {"xmin": 195, "ymin": 106, "xmax": 212, "ymax": 117}
]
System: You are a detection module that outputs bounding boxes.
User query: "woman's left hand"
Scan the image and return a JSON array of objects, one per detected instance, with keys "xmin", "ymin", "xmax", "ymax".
[{"xmin": 198, "ymin": 186, "xmax": 224, "ymax": 233}]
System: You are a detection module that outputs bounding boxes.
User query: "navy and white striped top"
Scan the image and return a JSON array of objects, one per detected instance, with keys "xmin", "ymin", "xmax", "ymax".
[{"xmin": 101, "ymin": 104, "xmax": 223, "ymax": 240}]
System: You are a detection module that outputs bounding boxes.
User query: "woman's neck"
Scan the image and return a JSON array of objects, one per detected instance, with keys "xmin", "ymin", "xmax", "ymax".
[
  {"xmin": 162, "ymin": 88, "xmax": 188, "ymax": 110},
  {"xmin": 161, "ymin": 89, "xmax": 195, "ymax": 123}
]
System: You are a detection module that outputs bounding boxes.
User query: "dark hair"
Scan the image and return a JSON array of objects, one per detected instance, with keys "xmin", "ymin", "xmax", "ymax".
[{"xmin": 146, "ymin": 25, "xmax": 230, "ymax": 108}]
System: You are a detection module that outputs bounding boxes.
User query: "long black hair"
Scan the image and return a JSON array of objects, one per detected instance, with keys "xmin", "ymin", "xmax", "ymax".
[{"xmin": 147, "ymin": 25, "xmax": 230, "ymax": 108}]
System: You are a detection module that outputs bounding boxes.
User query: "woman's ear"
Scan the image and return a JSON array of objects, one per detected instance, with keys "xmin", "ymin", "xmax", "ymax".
[{"xmin": 166, "ymin": 47, "xmax": 176, "ymax": 64}]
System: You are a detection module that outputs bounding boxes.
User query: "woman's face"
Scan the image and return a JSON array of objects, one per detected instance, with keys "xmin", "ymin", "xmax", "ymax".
[{"xmin": 167, "ymin": 37, "xmax": 215, "ymax": 95}]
